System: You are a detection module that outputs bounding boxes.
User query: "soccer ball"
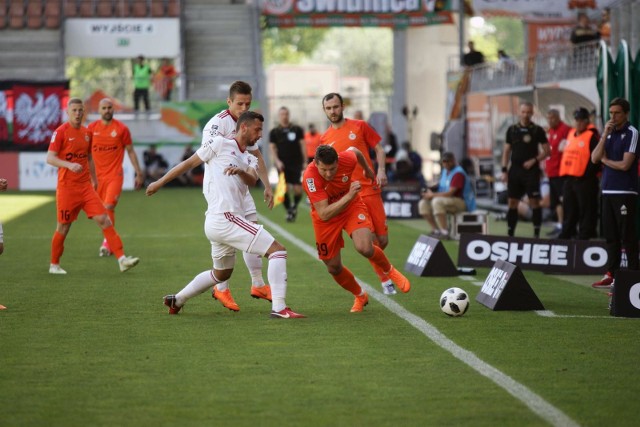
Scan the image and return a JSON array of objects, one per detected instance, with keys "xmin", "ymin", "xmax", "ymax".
[{"xmin": 440, "ymin": 287, "xmax": 470, "ymax": 317}]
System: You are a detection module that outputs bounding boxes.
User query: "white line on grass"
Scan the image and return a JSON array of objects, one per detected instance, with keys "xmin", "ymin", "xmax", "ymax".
[
  {"xmin": 259, "ymin": 214, "xmax": 580, "ymax": 427},
  {"xmin": 535, "ymin": 310, "xmax": 619, "ymax": 319}
]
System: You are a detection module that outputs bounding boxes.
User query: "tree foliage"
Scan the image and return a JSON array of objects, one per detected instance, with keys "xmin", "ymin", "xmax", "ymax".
[
  {"xmin": 261, "ymin": 27, "xmax": 329, "ymax": 65},
  {"xmin": 470, "ymin": 17, "xmax": 524, "ymax": 62}
]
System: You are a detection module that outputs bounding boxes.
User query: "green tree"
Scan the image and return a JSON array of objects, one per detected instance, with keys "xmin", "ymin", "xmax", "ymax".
[
  {"xmin": 470, "ymin": 17, "xmax": 524, "ymax": 62},
  {"xmin": 261, "ymin": 27, "xmax": 329, "ymax": 65},
  {"xmin": 309, "ymin": 28, "xmax": 393, "ymax": 94}
]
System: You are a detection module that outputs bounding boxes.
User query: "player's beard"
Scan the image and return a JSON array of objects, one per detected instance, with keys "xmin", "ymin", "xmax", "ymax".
[
  {"xmin": 102, "ymin": 112, "xmax": 113, "ymax": 121},
  {"xmin": 329, "ymin": 112, "xmax": 343, "ymax": 123}
]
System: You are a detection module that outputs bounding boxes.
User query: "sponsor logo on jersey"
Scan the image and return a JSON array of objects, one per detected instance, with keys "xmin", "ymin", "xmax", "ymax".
[{"xmin": 306, "ymin": 178, "xmax": 316, "ymax": 192}]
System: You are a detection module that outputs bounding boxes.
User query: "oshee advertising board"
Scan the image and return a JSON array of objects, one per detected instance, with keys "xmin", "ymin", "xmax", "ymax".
[{"xmin": 457, "ymin": 234, "xmax": 609, "ymax": 275}]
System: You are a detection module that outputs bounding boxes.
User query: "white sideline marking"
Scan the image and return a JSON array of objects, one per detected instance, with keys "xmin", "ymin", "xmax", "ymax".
[
  {"xmin": 535, "ymin": 310, "xmax": 618, "ymax": 319},
  {"xmin": 259, "ymin": 214, "xmax": 580, "ymax": 427}
]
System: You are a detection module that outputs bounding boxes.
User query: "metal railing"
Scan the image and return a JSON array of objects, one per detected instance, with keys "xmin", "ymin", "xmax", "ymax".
[{"xmin": 463, "ymin": 40, "xmax": 601, "ymax": 93}]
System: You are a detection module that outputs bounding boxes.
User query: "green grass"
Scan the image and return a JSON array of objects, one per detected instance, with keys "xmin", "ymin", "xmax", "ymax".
[{"xmin": 0, "ymin": 188, "xmax": 638, "ymax": 426}]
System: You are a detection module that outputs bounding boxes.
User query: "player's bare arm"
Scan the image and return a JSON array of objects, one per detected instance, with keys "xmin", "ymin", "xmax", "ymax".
[
  {"xmin": 348, "ymin": 147, "xmax": 375, "ymax": 181},
  {"xmin": 146, "ymin": 153, "xmax": 203, "ymax": 196},
  {"xmin": 313, "ymin": 181, "xmax": 362, "ymax": 221},
  {"xmin": 224, "ymin": 165, "xmax": 258, "ymax": 186},
  {"xmin": 125, "ymin": 144, "xmax": 145, "ymax": 189},
  {"xmin": 373, "ymin": 143, "xmax": 388, "ymax": 187},
  {"xmin": 46, "ymin": 150, "xmax": 83, "ymax": 173},
  {"xmin": 250, "ymin": 149, "xmax": 274, "ymax": 209}
]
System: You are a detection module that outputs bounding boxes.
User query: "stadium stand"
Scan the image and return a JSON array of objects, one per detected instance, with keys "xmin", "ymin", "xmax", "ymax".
[
  {"xmin": 26, "ymin": 0, "xmax": 43, "ymax": 29},
  {"xmin": 45, "ymin": 0, "xmax": 62, "ymax": 28},
  {"xmin": 79, "ymin": 0, "xmax": 94, "ymax": 16},
  {"xmin": 167, "ymin": 0, "xmax": 179, "ymax": 16},
  {"xmin": 63, "ymin": 0, "xmax": 79, "ymax": 17},
  {"xmin": 96, "ymin": 0, "xmax": 113, "ymax": 17},
  {"xmin": 0, "ymin": 1, "xmax": 7, "ymax": 29},
  {"xmin": 8, "ymin": 0, "xmax": 25, "ymax": 29},
  {"xmin": 131, "ymin": 0, "xmax": 147, "ymax": 17}
]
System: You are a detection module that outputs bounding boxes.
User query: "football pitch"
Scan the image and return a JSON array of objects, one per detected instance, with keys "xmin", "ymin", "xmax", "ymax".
[{"xmin": 1, "ymin": 188, "xmax": 638, "ymax": 426}]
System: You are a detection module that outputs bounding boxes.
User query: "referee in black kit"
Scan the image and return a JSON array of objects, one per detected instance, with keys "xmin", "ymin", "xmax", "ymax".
[{"xmin": 500, "ymin": 101, "xmax": 550, "ymax": 238}]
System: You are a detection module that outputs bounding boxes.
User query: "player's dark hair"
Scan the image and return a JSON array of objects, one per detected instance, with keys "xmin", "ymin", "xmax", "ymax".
[
  {"xmin": 236, "ymin": 111, "xmax": 264, "ymax": 131},
  {"xmin": 520, "ymin": 101, "xmax": 534, "ymax": 109},
  {"xmin": 315, "ymin": 145, "xmax": 338, "ymax": 165},
  {"xmin": 322, "ymin": 92, "xmax": 343, "ymax": 107},
  {"xmin": 610, "ymin": 97, "xmax": 630, "ymax": 113},
  {"xmin": 67, "ymin": 97, "xmax": 83, "ymax": 107},
  {"xmin": 229, "ymin": 81, "xmax": 252, "ymax": 99}
]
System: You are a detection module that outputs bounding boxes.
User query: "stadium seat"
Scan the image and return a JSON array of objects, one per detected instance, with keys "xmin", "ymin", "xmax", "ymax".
[
  {"xmin": 0, "ymin": 0, "xmax": 8, "ymax": 29},
  {"xmin": 63, "ymin": 0, "xmax": 79, "ymax": 17},
  {"xmin": 166, "ymin": 0, "xmax": 179, "ymax": 16},
  {"xmin": 44, "ymin": 0, "xmax": 62, "ymax": 28},
  {"xmin": 8, "ymin": 0, "xmax": 25, "ymax": 29},
  {"xmin": 96, "ymin": 0, "xmax": 113, "ymax": 17},
  {"xmin": 150, "ymin": 0, "xmax": 165, "ymax": 17},
  {"xmin": 131, "ymin": 0, "xmax": 148, "ymax": 17},
  {"xmin": 114, "ymin": 0, "xmax": 129, "ymax": 16},
  {"xmin": 79, "ymin": 0, "xmax": 94, "ymax": 16},
  {"xmin": 26, "ymin": 1, "xmax": 43, "ymax": 29}
]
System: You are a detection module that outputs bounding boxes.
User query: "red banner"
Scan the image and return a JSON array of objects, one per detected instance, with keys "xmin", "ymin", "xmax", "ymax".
[
  {"xmin": 13, "ymin": 84, "xmax": 66, "ymax": 147},
  {"xmin": 0, "ymin": 81, "xmax": 69, "ymax": 150}
]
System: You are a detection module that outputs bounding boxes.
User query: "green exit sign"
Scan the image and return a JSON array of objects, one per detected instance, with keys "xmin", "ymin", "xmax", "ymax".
[{"xmin": 117, "ymin": 38, "xmax": 130, "ymax": 46}]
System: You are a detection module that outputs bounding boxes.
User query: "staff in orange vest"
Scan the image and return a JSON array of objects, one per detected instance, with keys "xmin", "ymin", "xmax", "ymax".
[{"xmin": 558, "ymin": 107, "xmax": 601, "ymax": 240}]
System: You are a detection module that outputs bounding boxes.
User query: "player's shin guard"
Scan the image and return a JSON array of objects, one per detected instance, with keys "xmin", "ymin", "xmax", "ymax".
[
  {"xmin": 51, "ymin": 231, "xmax": 66, "ymax": 264},
  {"xmin": 532, "ymin": 207, "xmax": 542, "ymax": 238},
  {"xmin": 331, "ymin": 266, "xmax": 362, "ymax": 296},
  {"xmin": 176, "ymin": 270, "xmax": 218, "ymax": 306},
  {"xmin": 102, "ymin": 226, "xmax": 124, "ymax": 258},
  {"xmin": 267, "ymin": 251, "xmax": 287, "ymax": 312},
  {"xmin": 243, "ymin": 251, "xmax": 265, "ymax": 286},
  {"xmin": 507, "ymin": 208, "xmax": 518, "ymax": 237}
]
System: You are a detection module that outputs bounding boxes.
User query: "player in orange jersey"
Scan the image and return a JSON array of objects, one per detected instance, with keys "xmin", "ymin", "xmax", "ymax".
[
  {"xmin": 303, "ymin": 145, "xmax": 410, "ymax": 313},
  {"xmin": 46, "ymin": 98, "xmax": 139, "ymax": 274},
  {"xmin": 320, "ymin": 92, "xmax": 398, "ymax": 295},
  {"xmin": 88, "ymin": 98, "xmax": 144, "ymax": 257}
]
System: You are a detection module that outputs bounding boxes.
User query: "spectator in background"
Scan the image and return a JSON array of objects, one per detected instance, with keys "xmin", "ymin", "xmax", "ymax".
[
  {"xmin": 383, "ymin": 125, "xmax": 398, "ymax": 160},
  {"xmin": 353, "ymin": 110, "xmax": 364, "ymax": 121},
  {"xmin": 132, "ymin": 55, "xmax": 152, "ymax": 113},
  {"xmin": 498, "ymin": 49, "xmax": 517, "ymax": 72},
  {"xmin": 419, "ymin": 152, "xmax": 476, "ymax": 239},
  {"xmin": 463, "ymin": 41, "xmax": 484, "ymax": 67},
  {"xmin": 155, "ymin": 58, "xmax": 178, "ymax": 102},
  {"xmin": 570, "ymin": 13, "xmax": 600, "ymax": 67},
  {"xmin": 304, "ymin": 123, "xmax": 322, "ymax": 164},
  {"xmin": 143, "ymin": 145, "xmax": 169, "ymax": 183},
  {"xmin": 598, "ymin": 8, "xmax": 611, "ymax": 44},
  {"xmin": 544, "ymin": 109, "xmax": 571, "ymax": 237},
  {"xmin": 177, "ymin": 145, "xmax": 204, "ymax": 186},
  {"xmin": 393, "ymin": 141, "xmax": 426, "ymax": 187}
]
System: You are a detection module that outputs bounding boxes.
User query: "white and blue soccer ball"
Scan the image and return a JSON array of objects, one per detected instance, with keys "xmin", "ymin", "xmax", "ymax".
[{"xmin": 440, "ymin": 287, "xmax": 470, "ymax": 317}]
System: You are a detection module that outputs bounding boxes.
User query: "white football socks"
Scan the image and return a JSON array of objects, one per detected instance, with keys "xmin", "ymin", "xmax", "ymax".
[
  {"xmin": 176, "ymin": 270, "xmax": 217, "ymax": 306},
  {"xmin": 243, "ymin": 251, "xmax": 266, "ymax": 286},
  {"xmin": 267, "ymin": 251, "xmax": 287, "ymax": 312}
]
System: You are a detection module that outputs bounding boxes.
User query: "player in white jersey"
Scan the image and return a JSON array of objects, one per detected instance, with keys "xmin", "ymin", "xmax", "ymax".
[
  {"xmin": 199, "ymin": 81, "xmax": 273, "ymax": 311},
  {"xmin": 147, "ymin": 111, "xmax": 305, "ymax": 319}
]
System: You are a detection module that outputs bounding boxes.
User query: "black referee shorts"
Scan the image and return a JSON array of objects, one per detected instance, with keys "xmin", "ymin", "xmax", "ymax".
[{"xmin": 507, "ymin": 167, "xmax": 541, "ymax": 200}]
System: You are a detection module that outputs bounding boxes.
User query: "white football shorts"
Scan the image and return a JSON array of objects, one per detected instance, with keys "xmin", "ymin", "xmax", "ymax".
[{"xmin": 204, "ymin": 212, "xmax": 274, "ymax": 260}]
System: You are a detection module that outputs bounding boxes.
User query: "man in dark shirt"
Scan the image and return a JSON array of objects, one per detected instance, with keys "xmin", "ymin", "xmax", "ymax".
[
  {"xmin": 269, "ymin": 106, "xmax": 306, "ymax": 222},
  {"xmin": 591, "ymin": 97, "xmax": 639, "ymax": 289},
  {"xmin": 463, "ymin": 41, "xmax": 484, "ymax": 67},
  {"xmin": 501, "ymin": 102, "xmax": 550, "ymax": 238}
]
